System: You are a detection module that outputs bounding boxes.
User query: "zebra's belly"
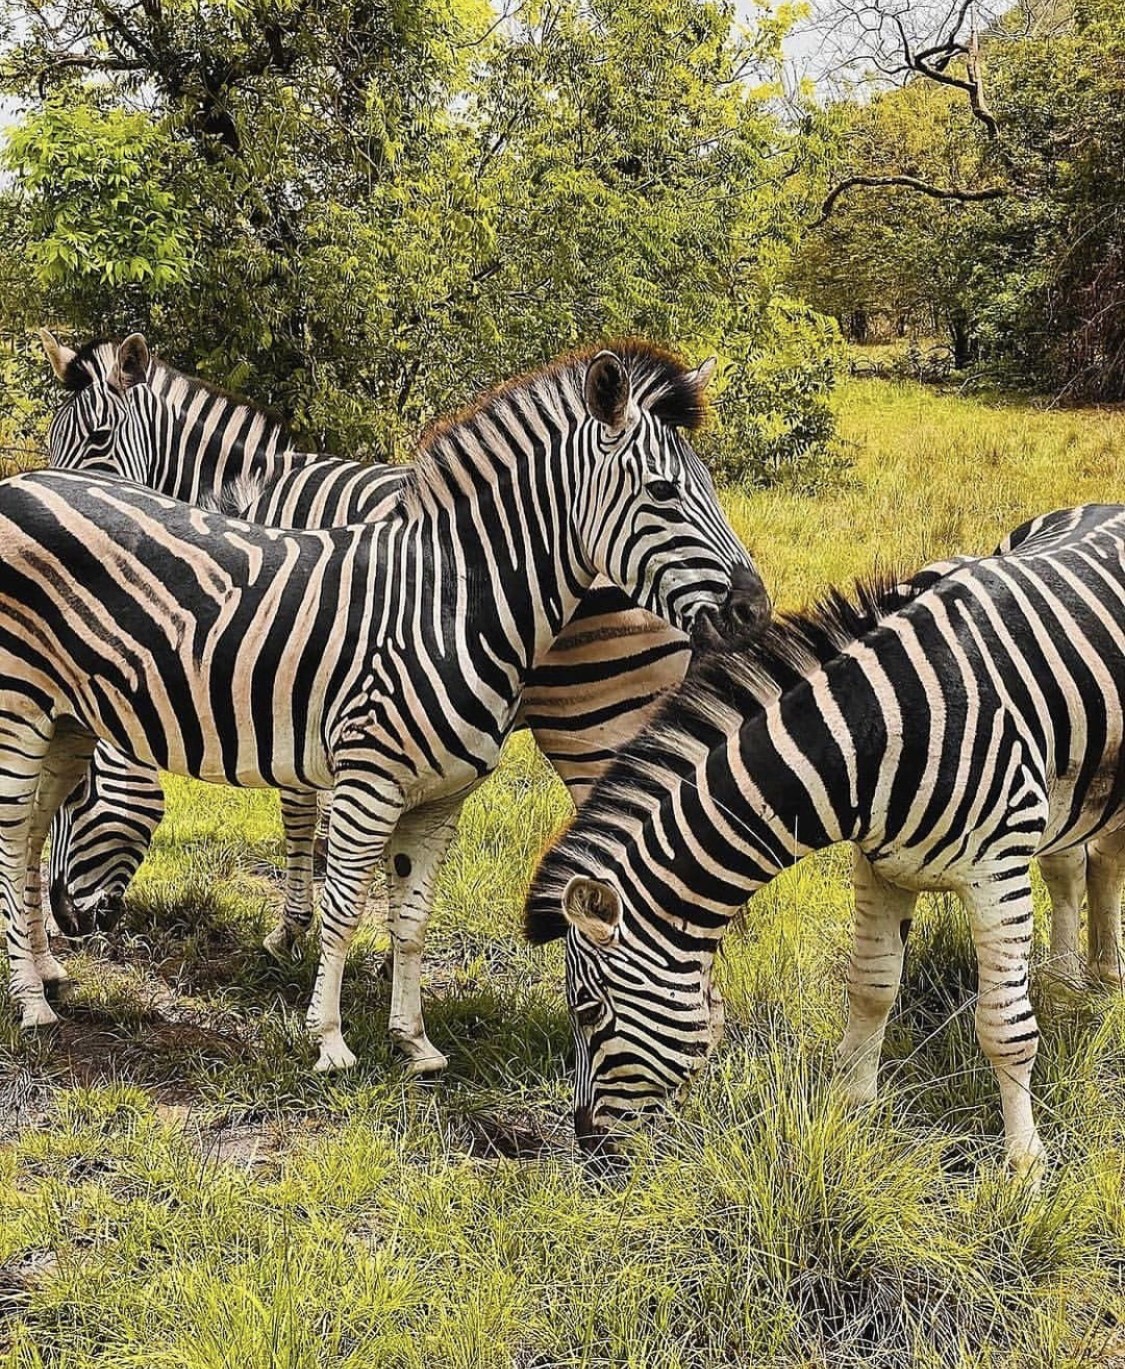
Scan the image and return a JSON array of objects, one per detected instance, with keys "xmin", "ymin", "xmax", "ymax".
[
  {"xmin": 68, "ymin": 701, "xmax": 330, "ymax": 793},
  {"xmin": 859, "ymin": 845, "xmax": 966, "ymax": 893}
]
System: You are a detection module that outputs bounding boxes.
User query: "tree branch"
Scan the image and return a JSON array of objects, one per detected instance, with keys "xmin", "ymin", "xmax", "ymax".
[
  {"xmin": 36, "ymin": 51, "xmax": 146, "ymax": 98},
  {"xmin": 812, "ymin": 174, "xmax": 1009, "ymax": 228}
]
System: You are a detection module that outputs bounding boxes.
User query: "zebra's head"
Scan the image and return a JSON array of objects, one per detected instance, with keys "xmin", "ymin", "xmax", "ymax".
[
  {"xmin": 43, "ymin": 330, "xmax": 165, "ymax": 482},
  {"xmin": 575, "ymin": 347, "xmax": 770, "ymax": 648},
  {"xmin": 532, "ymin": 866, "xmax": 726, "ymax": 1160}
]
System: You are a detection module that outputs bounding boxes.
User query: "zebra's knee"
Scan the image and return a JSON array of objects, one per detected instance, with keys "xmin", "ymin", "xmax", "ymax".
[
  {"xmin": 975, "ymin": 1001, "xmax": 1039, "ymax": 1074},
  {"xmin": 845, "ymin": 971, "xmax": 899, "ymax": 1022}
]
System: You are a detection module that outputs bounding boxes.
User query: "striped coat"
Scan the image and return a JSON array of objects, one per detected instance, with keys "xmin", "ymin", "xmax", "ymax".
[
  {"xmin": 42, "ymin": 336, "xmax": 702, "ymax": 946},
  {"xmin": 3, "ymin": 342, "xmax": 760, "ymax": 1077},
  {"xmin": 527, "ymin": 505, "xmax": 1125, "ymax": 1177}
]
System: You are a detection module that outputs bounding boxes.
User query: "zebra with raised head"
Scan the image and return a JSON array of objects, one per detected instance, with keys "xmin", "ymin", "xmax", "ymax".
[
  {"xmin": 527, "ymin": 504, "xmax": 1125, "ymax": 1177},
  {"xmin": 39, "ymin": 334, "xmax": 706, "ymax": 953},
  {"xmin": 41, "ymin": 330, "xmax": 411, "ymax": 941},
  {"xmin": 2, "ymin": 341, "xmax": 764, "ymax": 1076}
]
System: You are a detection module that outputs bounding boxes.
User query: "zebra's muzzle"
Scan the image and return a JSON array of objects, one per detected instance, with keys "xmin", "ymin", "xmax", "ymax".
[
  {"xmin": 575, "ymin": 1109, "xmax": 629, "ymax": 1175},
  {"xmin": 49, "ymin": 876, "xmax": 125, "ymax": 941},
  {"xmin": 690, "ymin": 567, "xmax": 771, "ymax": 652}
]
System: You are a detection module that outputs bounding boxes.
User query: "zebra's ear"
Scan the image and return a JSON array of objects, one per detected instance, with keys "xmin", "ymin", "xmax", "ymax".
[
  {"xmin": 563, "ymin": 876, "xmax": 623, "ymax": 945},
  {"xmin": 39, "ymin": 329, "xmax": 76, "ymax": 383},
  {"xmin": 585, "ymin": 351, "xmax": 632, "ymax": 432},
  {"xmin": 686, "ymin": 357, "xmax": 717, "ymax": 390},
  {"xmin": 113, "ymin": 333, "xmax": 150, "ymax": 391}
]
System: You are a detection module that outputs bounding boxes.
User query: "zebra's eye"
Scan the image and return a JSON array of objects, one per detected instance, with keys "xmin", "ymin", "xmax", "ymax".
[
  {"xmin": 87, "ymin": 428, "xmax": 112, "ymax": 446},
  {"xmin": 573, "ymin": 1000, "xmax": 602, "ymax": 1029},
  {"xmin": 646, "ymin": 479, "xmax": 678, "ymax": 502}
]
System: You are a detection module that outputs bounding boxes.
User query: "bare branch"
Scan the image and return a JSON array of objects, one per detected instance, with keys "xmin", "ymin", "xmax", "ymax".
[
  {"xmin": 813, "ymin": 173, "xmax": 1009, "ymax": 227},
  {"xmin": 37, "ymin": 52, "xmax": 146, "ymax": 98}
]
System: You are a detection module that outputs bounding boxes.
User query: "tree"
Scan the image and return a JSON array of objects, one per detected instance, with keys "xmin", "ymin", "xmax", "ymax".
[
  {"xmin": 793, "ymin": 0, "xmax": 1125, "ymax": 400},
  {"xmin": 0, "ymin": 0, "xmax": 841, "ymax": 480},
  {"xmin": 792, "ymin": 80, "xmax": 1003, "ymax": 367}
]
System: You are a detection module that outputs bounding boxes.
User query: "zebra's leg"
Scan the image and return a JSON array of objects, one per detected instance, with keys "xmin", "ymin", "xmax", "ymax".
[
  {"xmin": 306, "ymin": 770, "xmax": 403, "ymax": 1073},
  {"xmin": 1039, "ymin": 847, "xmax": 1086, "ymax": 985},
  {"xmin": 313, "ymin": 791, "xmax": 332, "ymax": 875},
  {"xmin": 836, "ymin": 850, "xmax": 917, "ymax": 1105},
  {"xmin": 962, "ymin": 877, "xmax": 1045, "ymax": 1180},
  {"xmin": 24, "ymin": 727, "xmax": 97, "ymax": 989},
  {"xmin": 44, "ymin": 794, "xmax": 77, "ymax": 938},
  {"xmin": 0, "ymin": 713, "xmax": 54, "ymax": 1027},
  {"xmin": 263, "ymin": 788, "xmax": 319, "ymax": 961},
  {"xmin": 385, "ymin": 796, "xmax": 465, "ymax": 1075},
  {"xmin": 1087, "ymin": 828, "xmax": 1125, "ymax": 987}
]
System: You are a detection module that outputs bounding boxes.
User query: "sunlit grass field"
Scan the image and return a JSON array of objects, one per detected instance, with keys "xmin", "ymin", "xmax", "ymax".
[{"xmin": 5, "ymin": 380, "xmax": 1125, "ymax": 1366}]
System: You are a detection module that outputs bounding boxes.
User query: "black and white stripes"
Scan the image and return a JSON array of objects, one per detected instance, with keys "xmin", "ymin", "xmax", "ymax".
[
  {"xmin": 41, "ymin": 337, "xmax": 728, "ymax": 954},
  {"xmin": 3, "ymin": 341, "xmax": 763, "ymax": 1077},
  {"xmin": 527, "ymin": 505, "xmax": 1125, "ymax": 1175}
]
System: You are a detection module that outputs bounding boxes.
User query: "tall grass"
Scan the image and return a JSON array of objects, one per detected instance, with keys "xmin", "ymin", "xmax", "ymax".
[{"xmin": 4, "ymin": 380, "xmax": 1125, "ymax": 1366}]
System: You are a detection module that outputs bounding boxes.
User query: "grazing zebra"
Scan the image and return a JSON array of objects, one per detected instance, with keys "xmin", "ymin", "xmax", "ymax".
[
  {"xmin": 2, "ymin": 340, "xmax": 763, "ymax": 1077},
  {"xmin": 527, "ymin": 505, "xmax": 1125, "ymax": 1177},
  {"xmin": 40, "ymin": 334, "xmax": 703, "ymax": 947},
  {"xmin": 46, "ymin": 335, "xmax": 1123, "ymax": 987}
]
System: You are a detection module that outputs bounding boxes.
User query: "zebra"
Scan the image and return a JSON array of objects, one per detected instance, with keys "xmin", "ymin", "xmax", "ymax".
[
  {"xmin": 41, "ymin": 330, "xmax": 411, "ymax": 940},
  {"xmin": 1, "ymin": 340, "xmax": 764, "ymax": 1078},
  {"xmin": 44, "ymin": 336, "xmax": 1125, "ymax": 992},
  {"xmin": 526, "ymin": 505, "xmax": 1125, "ymax": 1178},
  {"xmin": 39, "ymin": 334, "xmax": 703, "ymax": 949}
]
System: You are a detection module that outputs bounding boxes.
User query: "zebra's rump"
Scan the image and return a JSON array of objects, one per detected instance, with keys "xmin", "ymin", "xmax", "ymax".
[{"xmin": 0, "ymin": 469, "xmax": 373, "ymax": 787}]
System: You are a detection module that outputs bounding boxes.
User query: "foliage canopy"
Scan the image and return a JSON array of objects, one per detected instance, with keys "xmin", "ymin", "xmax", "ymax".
[{"xmin": 0, "ymin": 0, "xmax": 839, "ymax": 481}]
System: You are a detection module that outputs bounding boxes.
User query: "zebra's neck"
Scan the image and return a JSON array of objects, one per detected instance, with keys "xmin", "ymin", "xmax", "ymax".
[
  {"xmin": 149, "ymin": 364, "xmax": 314, "ymax": 503},
  {"xmin": 572, "ymin": 651, "xmax": 893, "ymax": 958},
  {"xmin": 402, "ymin": 388, "xmax": 597, "ymax": 675}
]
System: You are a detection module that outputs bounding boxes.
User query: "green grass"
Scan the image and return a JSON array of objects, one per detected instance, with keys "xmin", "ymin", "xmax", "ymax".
[{"xmin": 6, "ymin": 379, "xmax": 1125, "ymax": 1366}]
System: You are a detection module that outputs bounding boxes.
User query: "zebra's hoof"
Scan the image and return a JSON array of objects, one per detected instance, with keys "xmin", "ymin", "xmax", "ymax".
[
  {"xmin": 42, "ymin": 975, "xmax": 74, "ymax": 1002},
  {"xmin": 263, "ymin": 926, "xmax": 302, "ymax": 963},
  {"xmin": 20, "ymin": 999, "xmax": 59, "ymax": 1030},
  {"xmin": 1008, "ymin": 1136, "xmax": 1047, "ymax": 1191},
  {"xmin": 36, "ymin": 957, "xmax": 70, "ymax": 987},
  {"xmin": 834, "ymin": 1062, "xmax": 878, "ymax": 1109},
  {"xmin": 406, "ymin": 1052, "xmax": 448, "ymax": 1077},
  {"xmin": 314, "ymin": 1036, "xmax": 357, "ymax": 1072},
  {"xmin": 398, "ymin": 1037, "xmax": 448, "ymax": 1076},
  {"xmin": 1041, "ymin": 956, "xmax": 1086, "ymax": 990},
  {"xmin": 1090, "ymin": 961, "xmax": 1125, "ymax": 990}
]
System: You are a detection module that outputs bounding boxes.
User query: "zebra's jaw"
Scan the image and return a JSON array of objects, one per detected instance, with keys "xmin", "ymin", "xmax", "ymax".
[{"xmin": 48, "ymin": 875, "xmax": 124, "ymax": 941}]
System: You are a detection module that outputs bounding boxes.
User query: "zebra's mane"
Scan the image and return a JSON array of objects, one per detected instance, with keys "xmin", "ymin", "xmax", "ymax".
[
  {"xmin": 62, "ymin": 339, "xmax": 295, "ymax": 454},
  {"xmin": 525, "ymin": 571, "xmax": 921, "ymax": 944},
  {"xmin": 407, "ymin": 339, "xmax": 709, "ymax": 496}
]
